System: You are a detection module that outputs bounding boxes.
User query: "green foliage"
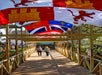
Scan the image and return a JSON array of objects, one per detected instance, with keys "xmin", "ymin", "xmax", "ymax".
[
  {"xmin": 73, "ymin": 24, "xmax": 102, "ymax": 34},
  {"xmin": 80, "ymin": 24, "xmax": 90, "ymax": 34},
  {"xmin": 0, "ymin": 47, "xmax": 26, "ymax": 61},
  {"xmin": 76, "ymin": 24, "xmax": 102, "ymax": 55},
  {"xmin": 93, "ymin": 45, "xmax": 102, "ymax": 55},
  {"xmin": 93, "ymin": 26, "xmax": 102, "ymax": 34}
]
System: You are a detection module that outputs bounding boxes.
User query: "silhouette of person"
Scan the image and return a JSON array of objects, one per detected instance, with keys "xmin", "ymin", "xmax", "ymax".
[
  {"xmin": 44, "ymin": 46, "xmax": 50, "ymax": 56},
  {"xmin": 36, "ymin": 46, "xmax": 43, "ymax": 56}
]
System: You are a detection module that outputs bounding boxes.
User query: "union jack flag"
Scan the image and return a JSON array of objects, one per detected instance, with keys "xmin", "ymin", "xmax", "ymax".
[{"xmin": 24, "ymin": 20, "xmax": 73, "ymax": 34}]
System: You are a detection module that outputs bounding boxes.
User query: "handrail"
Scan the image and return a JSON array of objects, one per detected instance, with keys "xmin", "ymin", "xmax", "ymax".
[
  {"xmin": 72, "ymin": 51, "xmax": 102, "ymax": 63},
  {"xmin": 0, "ymin": 47, "xmax": 34, "ymax": 75}
]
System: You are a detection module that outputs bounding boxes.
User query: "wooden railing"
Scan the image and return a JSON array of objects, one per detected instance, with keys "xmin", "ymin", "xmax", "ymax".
[
  {"xmin": 0, "ymin": 47, "xmax": 35, "ymax": 75},
  {"xmin": 56, "ymin": 47, "xmax": 102, "ymax": 75}
]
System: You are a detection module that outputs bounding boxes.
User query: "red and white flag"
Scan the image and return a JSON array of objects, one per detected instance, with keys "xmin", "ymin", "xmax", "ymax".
[{"xmin": 54, "ymin": 7, "xmax": 102, "ymax": 26}]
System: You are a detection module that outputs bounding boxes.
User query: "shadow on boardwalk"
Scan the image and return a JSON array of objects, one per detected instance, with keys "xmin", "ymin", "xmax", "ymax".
[{"xmin": 11, "ymin": 50, "xmax": 95, "ymax": 75}]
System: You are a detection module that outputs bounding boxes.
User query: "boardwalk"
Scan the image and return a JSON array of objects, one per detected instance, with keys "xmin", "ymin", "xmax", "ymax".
[{"xmin": 11, "ymin": 50, "xmax": 95, "ymax": 75}]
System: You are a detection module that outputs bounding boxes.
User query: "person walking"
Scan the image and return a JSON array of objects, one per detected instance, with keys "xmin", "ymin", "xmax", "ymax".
[
  {"xmin": 36, "ymin": 46, "xmax": 43, "ymax": 56},
  {"xmin": 44, "ymin": 46, "xmax": 50, "ymax": 56}
]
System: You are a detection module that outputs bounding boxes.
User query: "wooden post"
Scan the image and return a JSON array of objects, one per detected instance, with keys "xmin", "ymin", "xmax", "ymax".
[
  {"xmin": 99, "ymin": 63, "xmax": 102, "ymax": 75},
  {"xmin": 70, "ymin": 29, "xmax": 73, "ymax": 60},
  {"xmin": 15, "ymin": 27, "xmax": 19, "ymax": 67},
  {"xmin": 1, "ymin": 63, "xmax": 3, "ymax": 75},
  {"xmin": 25, "ymin": 28, "xmax": 27, "ymax": 60},
  {"xmin": 65, "ymin": 42, "xmax": 68, "ymax": 57},
  {"xmin": 89, "ymin": 25, "xmax": 94, "ymax": 72},
  {"xmin": 64, "ymin": 42, "xmax": 67, "ymax": 56},
  {"xmin": 77, "ymin": 27, "xmax": 81, "ymax": 64},
  {"xmin": 5, "ymin": 25, "xmax": 10, "ymax": 73},
  {"xmin": 21, "ymin": 27, "xmax": 24, "ymax": 62},
  {"xmin": 21, "ymin": 27, "xmax": 23, "ymax": 51},
  {"xmin": 77, "ymin": 39, "xmax": 81, "ymax": 64},
  {"xmin": 71, "ymin": 40, "xmax": 74, "ymax": 60}
]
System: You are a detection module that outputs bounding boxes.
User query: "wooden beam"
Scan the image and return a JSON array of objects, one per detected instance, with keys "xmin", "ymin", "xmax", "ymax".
[
  {"xmin": 77, "ymin": 27, "xmax": 81, "ymax": 64},
  {"xmin": 89, "ymin": 25, "xmax": 94, "ymax": 72},
  {"xmin": 99, "ymin": 63, "xmax": 102, "ymax": 75},
  {"xmin": 0, "ymin": 25, "xmax": 21, "ymax": 29},
  {"xmin": 5, "ymin": 25, "xmax": 10, "ymax": 73},
  {"xmin": 15, "ymin": 27, "xmax": 19, "ymax": 67}
]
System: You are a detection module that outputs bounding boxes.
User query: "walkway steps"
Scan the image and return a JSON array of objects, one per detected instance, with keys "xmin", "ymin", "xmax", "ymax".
[{"xmin": 11, "ymin": 50, "xmax": 95, "ymax": 75}]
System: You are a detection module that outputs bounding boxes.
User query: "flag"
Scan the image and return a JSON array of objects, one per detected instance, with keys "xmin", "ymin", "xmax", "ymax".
[
  {"xmin": 0, "ymin": 0, "xmax": 53, "ymax": 10},
  {"xmin": 24, "ymin": 20, "xmax": 73, "ymax": 34},
  {"xmin": 0, "ymin": 0, "xmax": 102, "ymax": 26},
  {"xmin": 37, "ymin": 7, "xmax": 54, "ymax": 20},
  {"xmin": 53, "ymin": 0, "xmax": 102, "ymax": 11},
  {"xmin": 54, "ymin": 7, "xmax": 102, "ymax": 26},
  {"xmin": 0, "ymin": 7, "xmax": 54, "ymax": 24},
  {"xmin": 1, "ymin": 0, "xmax": 102, "ymax": 11},
  {"xmin": 90, "ymin": 0, "xmax": 102, "ymax": 11},
  {"xmin": 0, "ymin": 11, "xmax": 8, "ymax": 25},
  {"xmin": 53, "ymin": 0, "xmax": 66, "ymax": 7}
]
